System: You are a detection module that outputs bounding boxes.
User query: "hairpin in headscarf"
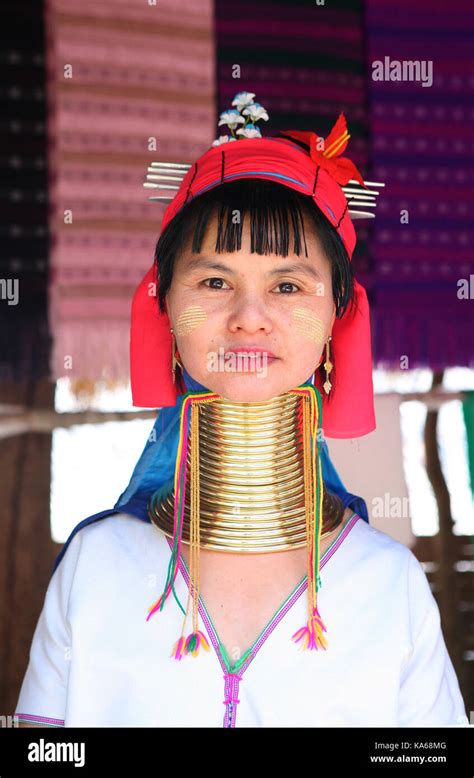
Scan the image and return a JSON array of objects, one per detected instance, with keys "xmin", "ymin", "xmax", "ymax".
[{"xmin": 143, "ymin": 92, "xmax": 384, "ymax": 219}]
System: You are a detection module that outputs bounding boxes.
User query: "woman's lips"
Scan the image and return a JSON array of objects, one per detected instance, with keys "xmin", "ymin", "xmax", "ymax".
[{"xmin": 224, "ymin": 348, "xmax": 278, "ymax": 359}]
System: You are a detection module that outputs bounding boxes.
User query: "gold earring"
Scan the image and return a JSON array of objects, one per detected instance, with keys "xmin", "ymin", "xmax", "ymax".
[
  {"xmin": 323, "ymin": 335, "xmax": 333, "ymax": 395},
  {"xmin": 170, "ymin": 328, "xmax": 183, "ymax": 384}
]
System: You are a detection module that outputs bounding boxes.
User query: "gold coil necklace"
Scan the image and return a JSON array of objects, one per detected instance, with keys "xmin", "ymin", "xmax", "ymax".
[{"xmin": 148, "ymin": 391, "xmax": 336, "ymax": 552}]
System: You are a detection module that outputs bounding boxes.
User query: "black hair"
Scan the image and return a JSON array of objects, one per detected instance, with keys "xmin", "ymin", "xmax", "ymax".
[{"xmin": 154, "ymin": 177, "xmax": 356, "ymax": 401}]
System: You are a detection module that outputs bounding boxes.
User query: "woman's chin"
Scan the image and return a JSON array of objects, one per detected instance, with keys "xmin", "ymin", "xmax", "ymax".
[{"xmin": 201, "ymin": 370, "xmax": 299, "ymax": 403}]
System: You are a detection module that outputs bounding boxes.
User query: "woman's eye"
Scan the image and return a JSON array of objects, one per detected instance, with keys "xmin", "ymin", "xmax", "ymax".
[
  {"xmin": 200, "ymin": 278, "xmax": 300, "ymax": 293},
  {"xmin": 202, "ymin": 277, "xmax": 230, "ymax": 289},
  {"xmin": 274, "ymin": 282, "xmax": 300, "ymax": 294}
]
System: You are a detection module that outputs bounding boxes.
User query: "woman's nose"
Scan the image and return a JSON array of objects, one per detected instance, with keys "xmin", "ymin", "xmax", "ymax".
[{"xmin": 226, "ymin": 293, "xmax": 273, "ymax": 334}]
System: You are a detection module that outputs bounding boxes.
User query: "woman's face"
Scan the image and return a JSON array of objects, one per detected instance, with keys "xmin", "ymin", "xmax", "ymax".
[{"xmin": 165, "ymin": 212, "xmax": 336, "ymax": 402}]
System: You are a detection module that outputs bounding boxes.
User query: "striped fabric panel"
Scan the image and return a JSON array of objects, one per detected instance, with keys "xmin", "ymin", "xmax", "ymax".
[
  {"xmin": 366, "ymin": 0, "xmax": 474, "ymax": 368},
  {"xmin": 16, "ymin": 712, "xmax": 65, "ymax": 727},
  {"xmin": 46, "ymin": 0, "xmax": 215, "ymax": 389},
  {"xmin": 0, "ymin": 0, "xmax": 50, "ymax": 382},
  {"xmin": 214, "ymin": 0, "xmax": 372, "ymax": 280}
]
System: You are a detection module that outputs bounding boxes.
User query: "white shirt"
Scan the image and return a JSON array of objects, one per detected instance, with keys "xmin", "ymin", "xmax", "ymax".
[{"xmin": 15, "ymin": 510, "xmax": 469, "ymax": 727}]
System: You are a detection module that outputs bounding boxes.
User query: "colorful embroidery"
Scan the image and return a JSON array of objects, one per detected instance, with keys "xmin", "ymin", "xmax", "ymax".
[
  {"xmin": 16, "ymin": 713, "xmax": 65, "ymax": 727},
  {"xmin": 166, "ymin": 511, "xmax": 360, "ymax": 726}
]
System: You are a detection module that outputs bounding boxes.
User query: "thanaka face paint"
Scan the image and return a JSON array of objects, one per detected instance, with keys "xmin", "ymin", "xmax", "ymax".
[
  {"xmin": 174, "ymin": 305, "xmax": 208, "ymax": 336},
  {"xmin": 291, "ymin": 307, "xmax": 325, "ymax": 344}
]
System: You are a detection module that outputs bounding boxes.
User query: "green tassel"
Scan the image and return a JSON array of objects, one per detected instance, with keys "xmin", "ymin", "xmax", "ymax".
[{"xmin": 186, "ymin": 634, "xmax": 197, "ymax": 653}]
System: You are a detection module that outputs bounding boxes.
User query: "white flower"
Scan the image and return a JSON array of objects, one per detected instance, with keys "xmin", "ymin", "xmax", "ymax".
[
  {"xmin": 231, "ymin": 91, "xmax": 256, "ymax": 111},
  {"xmin": 213, "ymin": 94, "xmax": 269, "ymax": 143},
  {"xmin": 236, "ymin": 124, "xmax": 262, "ymax": 139},
  {"xmin": 212, "ymin": 135, "xmax": 237, "ymax": 146},
  {"xmin": 218, "ymin": 109, "xmax": 245, "ymax": 130},
  {"xmin": 242, "ymin": 102, "xmax": 269, "ymax": 122}
]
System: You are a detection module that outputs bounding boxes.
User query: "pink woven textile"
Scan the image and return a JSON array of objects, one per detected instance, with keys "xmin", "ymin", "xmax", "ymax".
[{"xmin": 46, "ymin": 0, "xmax": 215, "ymax": 385}]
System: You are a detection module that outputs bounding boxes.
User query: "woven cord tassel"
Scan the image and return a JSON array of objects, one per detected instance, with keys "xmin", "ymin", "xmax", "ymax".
[
  {"xmin": 291, "ymin": 388, "xmax": 328, "ymax": 652},
  {"xmin": 145, "ymin": 391, "xmax": 218, "ymax": 660},
  {"xmin": 182, "ymin": 401, "xmax": 210, "ymax": 658},
  {"xmin": 169, "ymin": 408, "xmax": 193, "ymax": 660},
  {"xmin": 146, "ymin": 395, "xmax": 192, "ymax": 625}
]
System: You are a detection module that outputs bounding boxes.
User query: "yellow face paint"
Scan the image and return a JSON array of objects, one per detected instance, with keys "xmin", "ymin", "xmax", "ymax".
[
  {"xmin": 175, "ymin": 305, "xmax": 208, "ymax": 336},
  {"xmin": 291, "ymin": 307, "xmax": 325, "ymax": 344}
]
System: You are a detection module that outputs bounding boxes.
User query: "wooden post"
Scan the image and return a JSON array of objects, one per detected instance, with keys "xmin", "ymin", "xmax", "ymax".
[
  {"xmin": 0, "ymin": 379, "xmax": 59, "ymax": 716},
  {"xmin": 423, "ymin": 370, "xmax": 464, "ymax": 684}
]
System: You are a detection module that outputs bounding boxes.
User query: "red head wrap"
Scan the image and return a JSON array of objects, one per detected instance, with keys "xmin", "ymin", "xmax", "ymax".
[{"xmin": 130, "ymin": 113, "xmax": 376, "ymax": 438}]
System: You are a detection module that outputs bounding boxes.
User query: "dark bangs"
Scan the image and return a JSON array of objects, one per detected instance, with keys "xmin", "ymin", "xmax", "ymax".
[{"xmin": 154, "ymin": 178, "xmax": 355, "ymax": 321}]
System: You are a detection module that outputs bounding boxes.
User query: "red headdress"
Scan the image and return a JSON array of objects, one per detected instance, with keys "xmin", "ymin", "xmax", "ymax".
[{"xmin": 131, "ymin": 107, "xmax": 377, "ymax": 438}]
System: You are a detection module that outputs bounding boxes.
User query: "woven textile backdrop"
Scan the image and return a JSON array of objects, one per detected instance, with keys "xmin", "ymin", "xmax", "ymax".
[
  {"xmin": 366, "ymin": 0, "xmax": 474, "ymax": 369},
  {"xmin": 46, "ymin": 0, "xmax": 215, "ymax": 387},
  {"xmin": 0, "ymin": 0, "xmax": 50, "ymax": 383},
  {"xmin": 44, "ymin": 0, "xmax": 474, "ymax": 387},
  {"xmin": 214, "ymin": 0, "xmax": 372, "ymax": 282}
]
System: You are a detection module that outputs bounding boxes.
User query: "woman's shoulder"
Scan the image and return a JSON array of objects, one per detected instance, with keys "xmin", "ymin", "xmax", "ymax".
[
  {"xmin": 70, "ymin": 510, "xmax": 154, "ymax": 543},
  {"xmin": 53, "ymin": 511, "xmax": 166, "ymax": 580},
  {"xmin": 347, "ymin": 513, "xmax": 420, "ymax": 578},
  {"xmin": 342, "ymin": 516, "xmax": 439, "ymax": 631}
]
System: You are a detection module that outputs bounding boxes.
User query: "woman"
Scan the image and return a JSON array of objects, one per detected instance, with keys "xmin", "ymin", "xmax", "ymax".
[{"xmin": 15, "ymin": 96, "xmax": 469, "ymax": 727}]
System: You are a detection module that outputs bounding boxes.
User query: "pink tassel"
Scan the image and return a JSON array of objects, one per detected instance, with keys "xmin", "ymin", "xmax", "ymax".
[
  {"xmin": 292, "ymin": 606, "xmax": 328, "ymax": 652},
  {"xmin": 170, "ymin": 636, "xmax": 187, "ymax": 661}
]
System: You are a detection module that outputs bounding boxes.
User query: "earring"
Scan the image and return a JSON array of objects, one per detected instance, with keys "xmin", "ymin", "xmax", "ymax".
[
  {"xmin": 170, "ymin": 328, "xmax": 183, "ymax": 384},
  {"xmin": 323, "ymin": 336, "xmax": 333, "ymax": 395}
]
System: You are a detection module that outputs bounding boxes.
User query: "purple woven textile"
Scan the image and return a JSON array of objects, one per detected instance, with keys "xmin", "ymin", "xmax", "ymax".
[
  {"xmin": 214, "ymin": 0, "xmax": 372, "ymax": 281},
  {"xmin": 366, "ymin": 0, "xmax": 474, "ymax": 369}
]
